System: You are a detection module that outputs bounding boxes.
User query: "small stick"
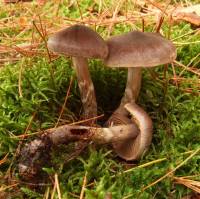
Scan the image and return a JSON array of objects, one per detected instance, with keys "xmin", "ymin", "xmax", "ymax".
[
  {"xmin": 108, "ymin": 0, "xmax": 125, "ymax": 36},
  {"xmin": 55, "ymin": 76, "xmax": 74, "ymax": 127},
  {"xmin": 51, "ymin": 178, "xmax": 56, "ymax": 199},
  {"xmin": 18, "ymin": 59, "xmax": 24, "ymax": 98},
  {"xmin": 55, "ymin": 0, "xmax": 62, "ymax": 16},
  {"xmin": 174, "ymin": 60, "xmax": 200, "ymax": 77},
  {"xmin": 0, "ymin": 153, "xmax": 9, "ymax": 166},
  {"xmin": 142, "ymin": 148, "xmax": 200, "ymax": 192},
  {"xmin": 32, "ymin": 20, "xmax": 52, "ymax": 62},
  {"xmin": 76, "ymin": 0, "xmax": 83, "ymax": 21},
  {"xmin": 12, "ymin": 114, "xmax": 105, "ymax": 139},
  {"xmin": 171, "ymin": 63, "xmax": 178, "ymax": 87},
  {"xmin": 155, "ymin": 16, "xmax": 164, "ymax": 33},
  {"xmin": 55, "ymin": 174, "xmax": 62, "ymax": 199},
  {"xmin": 80, "ymin": 172, "xmax": 87, "ymax": 199},
  {"xmin": 145, "ymin": 0, "xmax": 167, "ymax": 15},
  {"xmin": 171, "ymin": 29, "xmax": 198, "ymax": 41},
  {"xmin": 0, "ymin": 183, "xmax": 19, "ymax": 192},
  {"xmin": 179, "ymin": 53, "xmax": 200, "ymax": 77},
  {"xmin": 141, "ymin": 18, "xmax": 145, "ymax": 32},
  {"xmin": 44, "ymin": 187, "xmax": 50, "ymax": 199},
  {"xmin": 70, "ymin": 114, "xmax": 104, "ymax": 126}
]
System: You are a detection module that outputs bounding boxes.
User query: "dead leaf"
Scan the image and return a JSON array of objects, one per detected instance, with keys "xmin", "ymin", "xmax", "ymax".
[{"xmin": 172, "ymin": 4, "xmax": 200, "ymax": 27}]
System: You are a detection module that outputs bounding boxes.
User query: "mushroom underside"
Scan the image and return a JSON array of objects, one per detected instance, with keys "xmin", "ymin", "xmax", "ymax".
[{"xmin": 112, "ymin": 103, "xmax": 153, "ymax": 160}]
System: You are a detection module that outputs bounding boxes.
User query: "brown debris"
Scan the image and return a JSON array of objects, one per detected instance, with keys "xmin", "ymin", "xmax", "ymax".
[
  {"xmin": 172, "ymin": 4, "xmax": 200, "ymax": 27},
  {"xmin": 104, "ymin": 192, "xmax": 112, "ymax": 199},
  {"xmin": 181, "ymin": 193, "xmax": 200, "ymax": 199}
]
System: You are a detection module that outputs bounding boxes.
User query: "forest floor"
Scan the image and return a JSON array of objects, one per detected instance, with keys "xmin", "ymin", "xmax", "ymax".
[{"xmin": 0, "ymin": 0, "xmax": 200, "ymax": 198}]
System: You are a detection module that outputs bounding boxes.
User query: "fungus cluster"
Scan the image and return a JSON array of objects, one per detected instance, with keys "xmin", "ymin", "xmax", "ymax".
[{"xmin": 18, "ymin": 24, "xmax": 176, "ymax": 182}]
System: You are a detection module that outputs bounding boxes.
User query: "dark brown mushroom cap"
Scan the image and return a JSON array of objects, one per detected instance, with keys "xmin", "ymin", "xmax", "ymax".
[
  {"xmin": 48, "ymin": 24, "xmax": 108, "ymax": 59},
  {"xmin": 105, "ymin": 31, "xmax": 176, "ymax": 67}
]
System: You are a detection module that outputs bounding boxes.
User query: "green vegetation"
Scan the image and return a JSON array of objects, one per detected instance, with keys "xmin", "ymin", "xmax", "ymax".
[{"xmin": 0, "ymin": 0, "xmax": 199, "ymax": 198}]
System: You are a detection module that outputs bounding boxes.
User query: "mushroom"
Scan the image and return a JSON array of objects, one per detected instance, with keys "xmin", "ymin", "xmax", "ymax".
[
  {"xmin": 48, "ymin": 24, "xmax": 108, "ymax": 120},
  {"xmin": 112, "ymin": 102, "xmax": 153, "ymax": 160},
  {"xmin": 104, "ymin": 31, "xmax": 176, "ymax": 122},
  {"xmin": 42, "ymin": 123, "xmax": 139, "ymax": 145},
  {"xmin": 19, "ymin": 123, "xmax": 139, "ymax": 181},
  {"xmin": 18, "ymin": 101, "xmax": 153, "ymax": 182}
]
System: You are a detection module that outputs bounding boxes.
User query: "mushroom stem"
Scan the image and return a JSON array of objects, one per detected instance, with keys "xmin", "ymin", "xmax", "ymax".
[
  {"xmin": 72, "ymin": 57, "xmax": 97, "ymax": 120},
  {"xmin": 120, "ymin": 67, "xmax": 142, "ymax": 107},
  {"xmin": 106, "ymin": 68, "xmax": 142, "ymax": 124},
  {"xmin": 47, "ymin": 124, "xmax": 139, "ymax": 145}
]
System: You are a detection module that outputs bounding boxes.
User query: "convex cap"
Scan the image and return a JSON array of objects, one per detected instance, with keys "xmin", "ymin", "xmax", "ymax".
[
  {"xmin": 105, "ymin": 31, "xmax": 176, "ymax": 67},
  {"xmin": 48, "ymin": 24, "xmax": 108, "ymax": 59}
]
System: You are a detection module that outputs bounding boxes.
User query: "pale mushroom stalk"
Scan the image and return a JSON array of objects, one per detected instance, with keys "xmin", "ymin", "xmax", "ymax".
[
  {"xmin": 47, "ymin": 123, "xmax": 139, "ymax": 145},
  {"xmin": 72, "ymin": 57, "xmax": 97, "ymax": 118},
  {"xmin": 116, "ymin": 67, "xmax": 142, "ymax": 116}
]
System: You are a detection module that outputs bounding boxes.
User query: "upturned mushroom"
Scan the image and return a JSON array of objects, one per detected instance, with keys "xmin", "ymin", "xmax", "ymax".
[
  {"xmin": 18, "ymin": 101, "xmax": 153, "ymax": 182},
  {"xmin": 48, "ymin": 24, "xmax": 108, "ymax": 120},
  {"xmin": 104, "ymin": 31, "xmax": 176, "ymax": 123},
  {"xmin": 113, "ymin": 102, "xmax": 153, "ymax": 160},
  {"xmin": 18, "ymin": 123, "xmax": 139, "ymax": 181}
]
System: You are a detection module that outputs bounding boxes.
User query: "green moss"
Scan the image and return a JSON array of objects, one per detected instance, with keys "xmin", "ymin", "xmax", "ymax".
[{"xmin": 0, "ymin": 1, "xmax": 199, "ymax": 198}]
